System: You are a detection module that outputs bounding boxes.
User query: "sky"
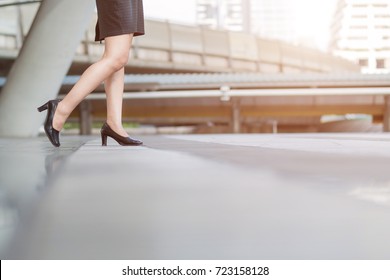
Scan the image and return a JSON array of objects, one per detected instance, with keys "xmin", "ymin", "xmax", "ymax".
[
  {"xmin": 143, "ymin": 0, "xmax": 198, "ymax": 24},
  {"xmin": 143, "ymin": 0, "xmax": 339, "ymax": 50},
  {"xmin": 293, "ymin": 0, "xmax": 339, "ymax": 49}
]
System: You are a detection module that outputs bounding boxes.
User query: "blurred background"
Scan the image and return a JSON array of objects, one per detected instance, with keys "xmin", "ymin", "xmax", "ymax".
[
  {"xmin": 1, "ymin": 0, "xmax": 390, "ymax": 261},
  {"xmin": 1, "ymin": 0, "xmax": 390, "ymax": 134}
]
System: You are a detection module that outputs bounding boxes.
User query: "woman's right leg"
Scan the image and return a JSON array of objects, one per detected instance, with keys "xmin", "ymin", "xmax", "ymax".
[
  {"xmin": 53, "ymin": 34, "xmax": 133, "ymax": 131},
  {"xmin": 104, "ymin": 66, "xmax": 129, "ymax": 137}
]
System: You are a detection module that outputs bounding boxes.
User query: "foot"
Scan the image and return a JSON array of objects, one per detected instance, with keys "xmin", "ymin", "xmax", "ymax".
[
  {"xmin": 101, "ymin": 122, "xmax": 142, "ymax": 146},
  {"xmin": 106, "ymin": 120, "xmax": 129, "ymax": 137},
  {"xmin": 52, "ymin": 101, "xmax": 68, "ymax": 132},
  {"xmin": 38, "ymin": 99, "xmax": 62, "ymax": 147}
]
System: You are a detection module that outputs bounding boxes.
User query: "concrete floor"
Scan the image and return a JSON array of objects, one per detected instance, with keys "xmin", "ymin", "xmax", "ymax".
[{"xmin": 1, "ymin": 133, "xmax": 390, "ymax": 259}]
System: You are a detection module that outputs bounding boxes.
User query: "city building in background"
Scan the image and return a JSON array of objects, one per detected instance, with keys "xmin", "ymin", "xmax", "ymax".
[
  {"xmin": 196, "ymin": 0, "xmax": 251, "ymax": 32},
  {"xmin": 249, "ymin": 0, "xmax": 298, "ymax": 44},
  {"xmin": 196, "ymin": 0, "xmax": 296, "ymax": 37},
  {"xmin": 330, "ymin": 0, "xmax": 390, "ymax": 73},
  {"xmin": 196, "ymin": 0, "xmax": 334, "ymax": 50}
]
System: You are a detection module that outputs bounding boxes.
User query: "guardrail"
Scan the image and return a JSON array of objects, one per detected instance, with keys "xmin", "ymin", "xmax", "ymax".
[
  {"xmin": 0, "ymin": 2, "xmax": 360, "ymax": 74},
  {"xmin": 76, "ymin": 17, "xmax": 359, "ymax": 73}
]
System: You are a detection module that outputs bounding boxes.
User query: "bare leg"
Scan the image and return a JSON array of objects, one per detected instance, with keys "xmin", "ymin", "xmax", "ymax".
[
  {"xmin": 53, "ymin": 34, "xmax": 134, "ymax": 131},
  {"xmin": 105, "ymin": 67, "xmax": 129, "ymax": 137}
]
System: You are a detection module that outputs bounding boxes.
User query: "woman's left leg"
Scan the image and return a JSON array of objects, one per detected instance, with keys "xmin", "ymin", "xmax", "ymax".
[{"xmin": 53, "ymin": 34, "xmax": 134, "ymax": 132}]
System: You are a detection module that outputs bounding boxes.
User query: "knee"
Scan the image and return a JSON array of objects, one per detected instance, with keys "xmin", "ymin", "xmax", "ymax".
[{"xmin": 105, "ymin": 54, "xmax": 129, "ymax": 72}]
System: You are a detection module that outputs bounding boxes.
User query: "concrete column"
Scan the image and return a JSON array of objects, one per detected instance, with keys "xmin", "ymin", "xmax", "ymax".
[
  {"xmin": 231, "ymin": 99, "xmax": 241, "ymax": 134},
  {"xmin": 0, "ymin": 0, "xmax": 95, "ymax": 137},
  {"xmin": 79, "ymin": 100, "xmax": 92, "ymax": 135},
  {"xmin": 384, "ymin": 96, "xmax": 390, "ymax": 132}
]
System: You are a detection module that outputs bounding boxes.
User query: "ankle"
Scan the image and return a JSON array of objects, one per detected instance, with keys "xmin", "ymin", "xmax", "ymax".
[
  {"xmin": 53, "ymin": 102, "xmax": 69, "ymax": 131},
  {"xmin": 105, "ymin": 120, "xmax": 128, "ymax": 137}
]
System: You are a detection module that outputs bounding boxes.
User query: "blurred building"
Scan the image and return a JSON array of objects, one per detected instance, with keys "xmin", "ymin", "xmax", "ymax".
[
  {"xmin": 197, "ymin": 0, "xmax": 312, "ymax": 46},
  {"xmin": 196, "ymin": 0, "xmax": 251, "ymax": 32},
  {"xmin": 330, "ymin": 0, "xmax": 390, "ymax": 73},
  {"xmin": 249, "ymin": 0, "xmax": 297, "ymax": 43}
]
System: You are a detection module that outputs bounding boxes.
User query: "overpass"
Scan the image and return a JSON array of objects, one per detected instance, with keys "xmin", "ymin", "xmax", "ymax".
[
  {"xmin": 1, "ymin": 71, "xmax": 390, "ymax": 133},
  {"xmin": 56, "ymin": 72, "xmax": 390, "ymax": 134}
]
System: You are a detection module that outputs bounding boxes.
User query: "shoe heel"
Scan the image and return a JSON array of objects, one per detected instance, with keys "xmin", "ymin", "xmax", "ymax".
[
  {"xmin": 37, "ymin": 102, "xmax": 49, "ymax": 112},
  {"xmin": 101, "ymin": 133, "xmax": 107, "ymax": 146}
]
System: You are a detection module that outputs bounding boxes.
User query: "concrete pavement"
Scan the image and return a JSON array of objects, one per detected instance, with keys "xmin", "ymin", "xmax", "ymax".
[{"xmin": 1, "ymin": 133, "xmax": 390, "ymax": 259}]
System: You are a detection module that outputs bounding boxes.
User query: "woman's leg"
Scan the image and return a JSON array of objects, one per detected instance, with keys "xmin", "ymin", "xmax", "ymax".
[
  {"xmin": 104, "ymin": 67, "xmax": 129, "ymax": 137},
  {"xmin": 53, "ymin": 34, "xmax": 134, "ymax": 131}
]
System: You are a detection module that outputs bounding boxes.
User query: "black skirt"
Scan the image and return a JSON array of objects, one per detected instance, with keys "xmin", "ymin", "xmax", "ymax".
[{"xmin": 95, "ymin": 0, "xmax": 145, "ymax": 41}]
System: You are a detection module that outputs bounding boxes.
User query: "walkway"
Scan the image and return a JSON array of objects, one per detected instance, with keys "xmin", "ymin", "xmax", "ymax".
[{"xmin": 1, "ymin": 133, "xmax": 390, "ymax": 259}]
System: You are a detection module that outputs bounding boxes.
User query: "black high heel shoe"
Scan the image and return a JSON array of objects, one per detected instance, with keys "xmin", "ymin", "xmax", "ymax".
[
  {"xmin": 101, "ymin": 122, "xmax": 143, "ymax": 146},
  {"xmin": 37, "ymin": 99, "xmax": 61, "ymax": 147}
]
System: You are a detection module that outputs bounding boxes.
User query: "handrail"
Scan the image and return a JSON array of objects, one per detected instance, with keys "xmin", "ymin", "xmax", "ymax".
[{"xmin": 58, "ymin": 87, "xmax": 390, "ymax": 101}]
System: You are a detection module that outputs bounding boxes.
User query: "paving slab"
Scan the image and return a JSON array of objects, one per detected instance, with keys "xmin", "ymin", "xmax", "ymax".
[{"xmin": 2, "ymin": 133, "xmax": 390, "ymax": 259}]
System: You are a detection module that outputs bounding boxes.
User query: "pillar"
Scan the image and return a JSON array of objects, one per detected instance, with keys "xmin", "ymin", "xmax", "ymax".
[
  {"xmin": 231, "ymin": 99, "xmax": 241, "ymax": 134},
  {"xmin": 0, "ymin": 0, "xmax": 95, "ymax": 137},
  {"xmin": 79, "ymin": 100, "xmax": 92, "ymax": 135},
  {"xmin": 384, "ymin": 96, "xmax": 390, "ymax": 132}
]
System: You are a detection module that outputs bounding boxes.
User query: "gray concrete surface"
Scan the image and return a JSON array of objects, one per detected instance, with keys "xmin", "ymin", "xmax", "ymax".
[{"xmin": 1, "ymin": 133, "xmax": 390, "ymax": 259}]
